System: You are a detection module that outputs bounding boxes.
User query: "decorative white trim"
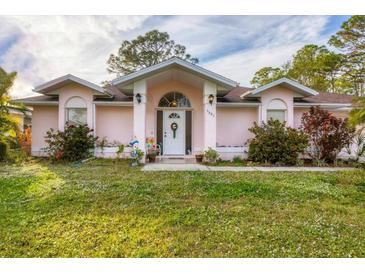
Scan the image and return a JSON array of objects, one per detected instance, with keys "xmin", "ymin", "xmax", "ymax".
[
  {"xmin": 242, "ymin": 78, "xmax": 319, "ymax": 98},
  {"xmin": 111, "ymin": 57, "xmax": 238, "ymax": 88},
  {"xmin": 34, "ymin": 74, "xmax": 110, "ymax": 96},
  {"xmin": 93, "ymin": 101, "xmax": 133, "ymax": 106},
  {"xmin": 216, "ymin": 146, "xmax": 248, "ymax": 160},
  {"xmin": 217, "ymin": 102, "xmax": 261, "ymax": 107},
  {"xmin": 16, "ymin": 100, "xmax": 59, "ymax": 105},
  {"xmin": 294, "ymin": 102, "xmax": 352, "ymax": 109}
]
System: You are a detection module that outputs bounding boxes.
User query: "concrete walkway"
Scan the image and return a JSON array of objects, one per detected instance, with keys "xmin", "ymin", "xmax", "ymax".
[{"xmin": 142, "ymin": 163, "xmax": 356, "ymax": 172}]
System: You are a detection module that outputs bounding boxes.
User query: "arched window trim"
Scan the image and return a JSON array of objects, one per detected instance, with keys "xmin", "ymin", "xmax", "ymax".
[
  {"xmin": 158, "ymin": 91, "xmax": 191, "ymax": 108},
  {"xmin": 65, "ymin": 96, "xmax": 87, "ymax": 125},
  {"xmin": 267, "ymin": 98, "xmax": 287, "ymax": 123}
]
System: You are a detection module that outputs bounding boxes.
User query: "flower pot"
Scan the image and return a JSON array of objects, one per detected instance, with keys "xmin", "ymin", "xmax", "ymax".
[
  {"xmin": 148, "ymin": 155, "xmax": 156, "ymax": 163},
  {"xmin": 195, "ymin": 154, "xmax": 203, "ymax": 163}
]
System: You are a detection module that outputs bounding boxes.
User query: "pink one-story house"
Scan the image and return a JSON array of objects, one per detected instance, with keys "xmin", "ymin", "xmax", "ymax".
[{"xmin": 17, "ymin": 57, "xmax": 353, "ymax": 161}]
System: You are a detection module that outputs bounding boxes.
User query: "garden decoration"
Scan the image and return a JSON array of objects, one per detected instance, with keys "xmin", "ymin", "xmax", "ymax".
[
  {"xmin": 129, "ymin": 138, "xmax": 143, "ymax": 166},
  {"xmin": 171, "ymin": 122, "xmax": 178, "ymax": 138}
]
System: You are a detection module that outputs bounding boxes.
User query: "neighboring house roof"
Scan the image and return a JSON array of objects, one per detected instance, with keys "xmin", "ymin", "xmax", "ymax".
[
  {"xmin": 111, "ymin": 57, "xmax": 239, "ymax": 89},
  {"xmin": 242, "ymin": 78, "xmax": 319, "ymax": 98},
  {"xmin": 34, "ymin": 74, "xmax": 111, "ymax": 97}
]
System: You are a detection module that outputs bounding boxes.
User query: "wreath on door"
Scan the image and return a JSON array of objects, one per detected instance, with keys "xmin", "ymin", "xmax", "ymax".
[{"xmin": 171, "ymin": 122, "xmax": 178, "ymax": 138}]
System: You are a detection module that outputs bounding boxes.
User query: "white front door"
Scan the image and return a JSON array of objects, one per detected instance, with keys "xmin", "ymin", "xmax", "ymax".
[{"xmin": 163, "ymin": 110, "xmax": 185, "ymax": 155}]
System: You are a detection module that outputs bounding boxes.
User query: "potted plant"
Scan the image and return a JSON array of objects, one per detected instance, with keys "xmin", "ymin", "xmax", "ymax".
[
  {"xmin": 147, "ymin": 148, "xmax": 158, "ymax": 162},
  {"xmin": 195, "ymin": 153, "xmax": 204, "ymax": 163},
  {"xmin": 146, "ymin": 137, "xmax": 159, "ymax": 163}
]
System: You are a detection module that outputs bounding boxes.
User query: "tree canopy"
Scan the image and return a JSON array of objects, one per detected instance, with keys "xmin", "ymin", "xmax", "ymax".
[
  {"xmin": 0, "ymin": 67, "xmax": 18, "ymax": 138},
  {"xmin": 251, "ymin": 16, "xmax": 365, "ymax": 96},
  {"xmin": 107, "ymin": 30, "xmax": 198, "ymax": 76}
]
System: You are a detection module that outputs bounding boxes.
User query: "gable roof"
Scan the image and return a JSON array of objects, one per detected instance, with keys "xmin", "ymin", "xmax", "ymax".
[
  {"xmin": 300, "ymin": 92, "xmax": 354, "ymax": 104},
  {"xmin": 111, "ymin": 57, "xmax": 239, "ymax": 89},
  {"xmin": 34, "ymin": 74, "xmax": 110, "ymax": 97},
  {"xmin": 242, "ymin": 78, "xmax": 319, "ymax": 98}
]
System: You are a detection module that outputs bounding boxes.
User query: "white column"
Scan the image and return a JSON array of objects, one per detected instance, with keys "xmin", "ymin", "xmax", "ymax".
[
  {"xmin": 287, "ymin": 104, "xmax": 294, "ymax": 128},
  {"xmin": 258, "ymin": 105, "xmax": 263, "ymax": 125},
  {"xmin": 133, "ymin": 80, "xmax": 147, "ymax": 162},
  {"xmin": 203, "ymin": 81, "xmax": 217, "ymax": 150}
]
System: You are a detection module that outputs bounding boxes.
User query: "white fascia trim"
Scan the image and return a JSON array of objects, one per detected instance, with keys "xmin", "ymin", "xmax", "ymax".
[
  {"xmin": 294, "ymin": 103, "xmax": 352, "ymax": 108},
  {"xmin": 111, "ymin": 57, "xmax": 238, "ymax": 88},
  {"xmin": 217, "ymin": 102, "xmax": 261, "ymax": 107},
  {"xmin": 241, "ymin": 78, "xmax": 319, "ymax": 98},
  {"xmin": 34, "ymin": 74, "xmax": 110, "ymax": 96},
  {"xmin": 18, "ymin": 101, "xmax": 59, "ymax": 106},
  {"xmin": 93, "ymin": 101, "xmax": 133, "ymax": 106}
]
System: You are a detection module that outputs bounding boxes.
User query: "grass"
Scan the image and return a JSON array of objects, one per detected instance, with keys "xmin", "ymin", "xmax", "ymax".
[{"xmin": 0, "ymin": 158, "xmax": 365, "ymax": 257}]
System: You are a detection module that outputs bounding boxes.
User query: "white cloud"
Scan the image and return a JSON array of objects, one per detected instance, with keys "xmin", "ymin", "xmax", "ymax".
[
  {"xmin": 203, "ymin": 16, "xmax": 331, "ymax": 86},
  {"xmin": 0, "ymin": 16, "xmax": 148, "ymax": 98},
  {"xmin": 0, "ymin": 15, "xmax": 334, "ymax": 98}
]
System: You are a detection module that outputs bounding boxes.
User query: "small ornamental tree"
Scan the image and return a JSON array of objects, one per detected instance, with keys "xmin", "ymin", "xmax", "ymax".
[
  {"xmin": 44, "ymin": 122, "xmax": 98, "ymax": 162},
  {"xmin": 247, "ymin": 119, "xmax": 309, "ymax": 165},
  {"xmin": 301, "ymin": 106, "xmax": 355, "ymax": 163}
]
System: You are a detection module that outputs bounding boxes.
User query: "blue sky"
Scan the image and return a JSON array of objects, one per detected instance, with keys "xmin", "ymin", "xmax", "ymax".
[{"xmin": 0, "ymin": 15, "xmax": 350, "ymax": 98}]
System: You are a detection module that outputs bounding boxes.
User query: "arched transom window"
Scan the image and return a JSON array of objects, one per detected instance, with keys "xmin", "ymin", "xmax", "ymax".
[
  {"xmin": 267, "ymin": 99, "xmax": 287, "ymax": 122},
  {"xmin": 65, "ymin": 96, "xmax": 87, "ymax": 125},
  {"xmin": 158, "ymin": 92, "xmax": 191, "ymax": 108}
]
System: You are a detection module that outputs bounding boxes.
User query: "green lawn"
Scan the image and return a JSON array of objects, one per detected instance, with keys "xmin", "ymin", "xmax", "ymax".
[{"xmin": 0, "ymin": 159, "xmax": 364, "ymax": 257}]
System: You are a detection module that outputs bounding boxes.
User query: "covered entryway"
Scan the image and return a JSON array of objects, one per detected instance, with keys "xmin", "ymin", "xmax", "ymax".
[{"xmin": 157, "ymin": 92, "xmax": 192, "ymax": 156}]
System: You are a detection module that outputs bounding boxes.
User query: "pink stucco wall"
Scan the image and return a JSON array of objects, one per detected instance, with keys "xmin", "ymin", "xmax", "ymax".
[
  {"xmin": 95, "ymin": 106, "xmax": 133, "ymax": 144},
  {"xmin": 145, "ymin": 80, "xmax": 204, "ymax": 152},
  {"xmin": 31, "ymin": 106, "xmax": 58, "ymax": 154},
  {"xmin": 217, "ymin": 107, "xmax": 258, "ymax": 146},
  {"xmin": 58, "ymin": 83, "xmax": 94, "ymax": 130}
]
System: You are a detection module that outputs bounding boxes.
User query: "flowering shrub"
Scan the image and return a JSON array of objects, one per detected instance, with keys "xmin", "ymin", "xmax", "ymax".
[
  {"xmin": 247, "ymin": 119, "xmax": 308, "ymax": 165},
  {"xmin": 301, "ymin": 106, "xmax": 355, "ymax": 163},
  {"xmin": 17, "ymin": 127, "xmax": 32, "ymax": 155},
  {"xmin": 44, "ymin": 122, "xmax": 98, "ymax": 162}
]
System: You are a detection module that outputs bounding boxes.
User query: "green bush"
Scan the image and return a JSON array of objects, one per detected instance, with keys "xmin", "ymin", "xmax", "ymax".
[
  {"xmin": 44, "ymin": 122, "xmax": 98, "ymax": 162},
  {"xmin": 247, "ymin": 119, "xmax": 309, "ymax": 165},
  {"xmin": 204, "ymin": 147, "xmax": 219, "ymax": 163},
  {"xmin": 0, "ymin": 140, "xmax": 8, "ymax": 161},
  {"xmin": 232, "ymin": 155, "xmax": 243, "ymax": 163}
]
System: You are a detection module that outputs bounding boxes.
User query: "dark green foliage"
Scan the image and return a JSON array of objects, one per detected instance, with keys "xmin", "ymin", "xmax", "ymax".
[
  {"xmin": 107, "ymin": 30, "xmax": 198, "ymax": 76},
  {"xmin": 44, "ymin": 122, "xmax": 98, "ymax": 162},
  {"xmin": 0, "ymin": 139, "xmax": 8, "ymax": 161},
  {"xmin": 232, "ymin": 155, "xmax": 243, "ymax": 163},
  {"xmin": 247, "ymin": 119, "xmax": 309, "ymax": 165}
]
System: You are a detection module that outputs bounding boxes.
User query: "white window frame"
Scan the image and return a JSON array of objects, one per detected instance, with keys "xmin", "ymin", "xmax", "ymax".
[
  {"xmin": 266, "ymin": 99, "xmax": 287, "ymax": 123},
  {"xmin": 65, "ymin": 96, "xmax": 87, "ymax": 125}
]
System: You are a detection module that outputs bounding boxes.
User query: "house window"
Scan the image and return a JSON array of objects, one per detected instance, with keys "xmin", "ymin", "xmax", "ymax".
[
  {"xmin": 158, "ymin": 92, "xmax": 191, "ymax": 108},
  {"xmin": 65, "ymin": 97, "xmax": 87, "ymax": 125},
  {"xmin": 267, "ymin": 99, "xmax": 287, "ymax": 123}
]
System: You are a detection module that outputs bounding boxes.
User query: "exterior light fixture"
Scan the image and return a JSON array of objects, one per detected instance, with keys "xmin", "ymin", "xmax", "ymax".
[
  {"xmin": 170, "ymin": 99, "xmax": 177, "ymax": 107},
  {"xmin": 208, "ymin": 94, "xmax": 214, "ymax": 105},
  {"xmin": 136, "ymin": 93, "xmax": 142, "ymax": 104}
]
